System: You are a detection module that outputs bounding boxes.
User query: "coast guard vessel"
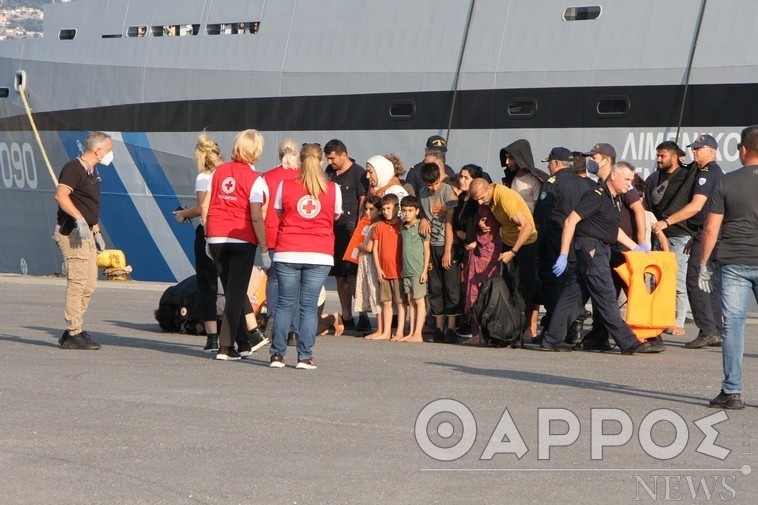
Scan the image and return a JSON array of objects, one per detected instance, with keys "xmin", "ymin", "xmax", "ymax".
[{"xmin": 0, "ymin": 0, "xmax": 755, "ymax": 281}]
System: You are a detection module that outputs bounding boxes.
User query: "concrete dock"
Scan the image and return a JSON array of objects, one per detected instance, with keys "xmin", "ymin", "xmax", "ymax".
[{"xmin": 0, "ymin": 274, "xmax": 755, "ymax": 504}]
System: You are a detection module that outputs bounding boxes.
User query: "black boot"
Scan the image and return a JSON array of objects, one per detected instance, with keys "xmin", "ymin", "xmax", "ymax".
[
  {"xmin": 203, "ymin": 333, "xmax": 219, "ymax": 353},
  {"xmin": 564, "ymin": 320, "xmax": 584, "ymax": 345}
]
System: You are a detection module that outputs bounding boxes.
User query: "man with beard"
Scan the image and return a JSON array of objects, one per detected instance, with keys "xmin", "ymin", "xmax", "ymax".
[{"xmin": 645, "ymin": 141, "xmax": 695, "ymax": 337}]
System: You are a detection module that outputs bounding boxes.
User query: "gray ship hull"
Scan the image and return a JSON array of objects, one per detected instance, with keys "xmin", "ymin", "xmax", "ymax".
[{"xmin": 1, "ymin": 0, "xmax": 756, "ymax": 281}]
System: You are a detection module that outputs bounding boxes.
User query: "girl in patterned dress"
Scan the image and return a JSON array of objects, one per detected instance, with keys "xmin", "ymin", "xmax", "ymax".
[{"xmin": 353, "ymin": 195, "xmax": 383, "ymax": 334}]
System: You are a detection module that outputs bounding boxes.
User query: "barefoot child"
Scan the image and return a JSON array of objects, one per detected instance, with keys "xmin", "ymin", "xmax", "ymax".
[
  {"xmin": 398, "ymin": 196, "xmax": 430, "ymax": 342},
  {"xmin": 354, "ymin": 196, "xmax": 383, "ymax": 336},
  {"xmin": 367, "ymin": 194, "xmax": 405, "ymax": 340}
]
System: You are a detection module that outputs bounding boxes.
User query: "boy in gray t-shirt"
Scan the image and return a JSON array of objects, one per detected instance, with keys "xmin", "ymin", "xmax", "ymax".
[{"xmin": 418, "ymin": 163, "xmax": 461, "ymax": 343}]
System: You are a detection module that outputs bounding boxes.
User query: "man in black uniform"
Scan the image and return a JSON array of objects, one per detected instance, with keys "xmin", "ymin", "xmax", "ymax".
[
  {"xmin": 540, "ymin": 162, "xmax": 651, "ymax": 354},
  {"xmin": 652, "ymin": 134, "xmax": 724, "ymax": 349},
  {"xmin": 324, "ymin": 139, "xmax": 368, "ymax": 331},
  {"xmin": 532, "ymin": 147, "xmax": 591, "ymax": 343},
  {"xmin": 405, "ymin": 135, "xmax": 455, "ymax": 196},
  {"xmin": 53, "ymin": 131, "xmax": 113, "ymax": 350}
]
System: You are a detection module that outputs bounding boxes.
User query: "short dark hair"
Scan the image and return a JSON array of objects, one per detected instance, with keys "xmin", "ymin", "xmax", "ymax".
[
  {"xmin": 381, "ymin": 193, "xmax": 399, "ymax": 207},
  {"xmin": 656, "ymin": 141, "xmax": 684, "ymax": 157},
  {"xmin": 420, "ymin": 162, "xmax": 441, "ymax": 184},
  {"xmin": 323, "ymin": 139, "xmax": 347, "ymax": 156},
  {"xmin": 400, "ymin": 195, "xmax": 420, "ymax": 209},
  {"xmin": 571, "ymin": 152, "xmax": 587, "ymax": 174},
  {"xmin": 741, "ymin": 125, "xmax": 758, "ymax": 153},
  {"xmin": 364, "ymin": 194, "xmax": 382, "ymax": 209}
]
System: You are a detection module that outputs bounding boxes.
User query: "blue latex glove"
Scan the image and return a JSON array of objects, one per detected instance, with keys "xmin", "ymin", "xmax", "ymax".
[
  {"xmin": 633, "ymin": 243, "xmax": 651, "ymax": 253},
  {"xmin": 260, "ymin": 251, "xmax": 272, "ymax": 271},
  {"xmin": 75, "ymin": 217, "xmax": 92, "ymax": 241},
  {"xmin": 552, "ymin": 254, "xmax": 568, "ymax": 277},
  {"xmin": 94, "ymin": 232, "xmax": 106, "ymax": 253},
  {"xmin": 698, "ymin": 264, "xmax": 714, "ymax": 293}
]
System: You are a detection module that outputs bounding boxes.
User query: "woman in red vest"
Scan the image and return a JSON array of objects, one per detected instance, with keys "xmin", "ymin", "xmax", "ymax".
[
  {"xmin": 201, "ymin": 129, "xmax": 270, "ymax": 360},
  {"xmin": 268, "ymin": 143, "xmax": 343, "ymax": 369}
]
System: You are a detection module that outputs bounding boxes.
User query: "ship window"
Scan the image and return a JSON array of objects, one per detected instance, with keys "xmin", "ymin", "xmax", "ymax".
[
  {"xmin": 58, "ymin": 29, "xmax": 76, "ymax": 40},
  {"xmin": 388, "ymin": 100, "xmax": 416, "ymax": 120},
  {"xmin": 596, "ymin": 95, "xmax": 629, "ymax": 117},
  {"xmin": 102, "ymin": 34, "xmax": 122, "ymax": 39},
  {"xmin": 152, "ymin": 25, "xmax": 196, "ymax": 37},
  {"xmin": 0, "ymin": 88, "xmax": 9, "ymax": 98},
  {"xmin": 128, "ymin": 26, "xmax": 148, "ymax": 37},
  {"xmin": 563, "ymin": 6, "xmax": 601, "ymax": 21},
  {"xmin": 507, "ymin": 98, "xmax": 538, "ymax": 118},
  {"xmin": 206, "ymin": 22, "xmax": 260, "ymax": 35}
]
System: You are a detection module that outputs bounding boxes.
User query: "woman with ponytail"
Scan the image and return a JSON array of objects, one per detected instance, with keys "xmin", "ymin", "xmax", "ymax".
[
  {"xmin": 268, "ymin": 143, "xmax": 343, "ymax": 369},
  {"xmin": 173, "ymin": 133, "xmax": 224, "ymax": 353}
]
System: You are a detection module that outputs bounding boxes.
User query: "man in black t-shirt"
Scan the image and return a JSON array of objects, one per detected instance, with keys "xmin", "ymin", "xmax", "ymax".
[
  {"xmin": 646, "ymin": 141, "xmax": 694, "ymax": 336},
  {"xmin": 698, "ymin": 125, "xmax": 758, "ymax": 410},
  {"xmin": 540, "ymin": 162, "xmax": 651, "ymax": 355},
  {"xmin": 653, "ymin": 134, "xmax": 724, "ymax": 349},
  {"xmin": 54, "ymin": 131, "xmax": 113, "ymax": 350},
  {"xmin": 324, "ymin": 139, "xmax": 368, "ymax": 330}
]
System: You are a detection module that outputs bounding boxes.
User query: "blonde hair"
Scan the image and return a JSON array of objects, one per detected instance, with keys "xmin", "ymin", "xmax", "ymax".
[
  {"xmin": 278, "ymin": 138, "xmax": 300, "ymax": 169},
  {"xmin": 194, "ymin": 133, "xmax": 223, "ymax": 174},
  {"xmin": 298, "ymin": 143, "xmax": 328, "ymax": 198},
  {"xmin": 384, "ymin": 152, "xmax": 405, "ymax": 176},
  {"xmin": 231, "ymin": 129, "xmax": 264, "ymax": 165}
]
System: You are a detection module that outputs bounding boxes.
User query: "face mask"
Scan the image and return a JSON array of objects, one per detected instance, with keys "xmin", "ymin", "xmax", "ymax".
[
  {"xmin": 99, "ymin": 150, "xmax": 114, "ymax": 166},
  {"xmin": 585, "ymin": 158, "xmax": 599, "ymax": 175}
]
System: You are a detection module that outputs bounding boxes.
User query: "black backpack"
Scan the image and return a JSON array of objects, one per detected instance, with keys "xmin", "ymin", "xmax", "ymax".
[
  {"xmin": 471, "ymin": 266, "xmax": 525, "ymax": 346},
  {"xmin": 154, "ymin": 275, "xmax": 207, "ymax": 334}
]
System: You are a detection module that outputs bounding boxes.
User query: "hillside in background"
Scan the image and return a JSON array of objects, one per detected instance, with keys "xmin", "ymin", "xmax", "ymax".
[
  {"xmin": 2, "ymin": 0, "xmax": 49, "ymax": 9},
  {"xmin": 0, "ymin": 0, "xmax": 46, "ymax": 38}
]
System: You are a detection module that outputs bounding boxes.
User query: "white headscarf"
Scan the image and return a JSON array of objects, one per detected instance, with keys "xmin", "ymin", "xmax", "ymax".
[{"xmin": 366, "ymin": 155, "xmax": 394, "ymax": 188}]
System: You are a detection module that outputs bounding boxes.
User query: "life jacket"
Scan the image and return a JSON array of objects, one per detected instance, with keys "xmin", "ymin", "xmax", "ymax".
[{"xmin": 614, "ymin": 251, "xmax": 677, "ymax": 339}]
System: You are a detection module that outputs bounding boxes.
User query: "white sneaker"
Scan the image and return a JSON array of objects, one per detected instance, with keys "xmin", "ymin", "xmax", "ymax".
[{"xmin": 295, "ymin": 358, "xmax": 317, "ymax": 370}]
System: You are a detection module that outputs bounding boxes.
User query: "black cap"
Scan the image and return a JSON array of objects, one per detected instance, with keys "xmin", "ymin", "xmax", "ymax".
[
  {"xmin": 425, "ymin": 135, "xmax": 447, "ymax": 152},
  {"xmin": 541, "ymin": 147, "xmax": 572, "ymax": 162}
]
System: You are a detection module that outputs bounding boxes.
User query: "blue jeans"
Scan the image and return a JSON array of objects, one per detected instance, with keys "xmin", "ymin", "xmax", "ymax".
[
  {"xmin": 667, "ymin": 236, "xmax": 691, "ymax": 328},
  {"xmin": 270, "ymin": 262, "xmax": 330, "ymax": 360},
  {"xmin": 265, "ymin": 250, "xmax": 299, "ymax": 333},
  {"xmin": 719, "ymin": 264, "xmax": 758, "ymax": 394}
]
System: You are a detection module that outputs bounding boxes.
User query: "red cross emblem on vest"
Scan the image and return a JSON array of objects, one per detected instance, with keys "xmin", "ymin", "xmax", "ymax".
[
  {"xmin": 297, "ymin": 195, "xmax": 321, "ymax": 219},
  {"xmin": 222, "ymin": 177, "xmax": 236, "ymax": 194}
]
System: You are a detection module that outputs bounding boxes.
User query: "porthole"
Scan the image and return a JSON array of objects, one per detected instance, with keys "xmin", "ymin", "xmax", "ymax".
[
  {"xmin": 58, "ymin": 29, "xmax": 76, "ymax": 40},
  {"xmin": 563, "ymin": 6, "xmax": 601, "ymax": 21},
  {"xmin": 507, "ymin": 98, "xmax": 538, "ymax": 118},
  {"xmin": 596, "ymin": 95, "xmax": 629, "ymax": 117},
  {"xmin": 388, "ymin": 100, "xmax": 416, "ymax": 120}
]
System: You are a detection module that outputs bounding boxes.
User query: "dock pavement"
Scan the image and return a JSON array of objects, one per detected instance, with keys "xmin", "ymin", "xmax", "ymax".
[{"xmin": 0, "ymin": 274, "xmax": 755, "ymax": 504}]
